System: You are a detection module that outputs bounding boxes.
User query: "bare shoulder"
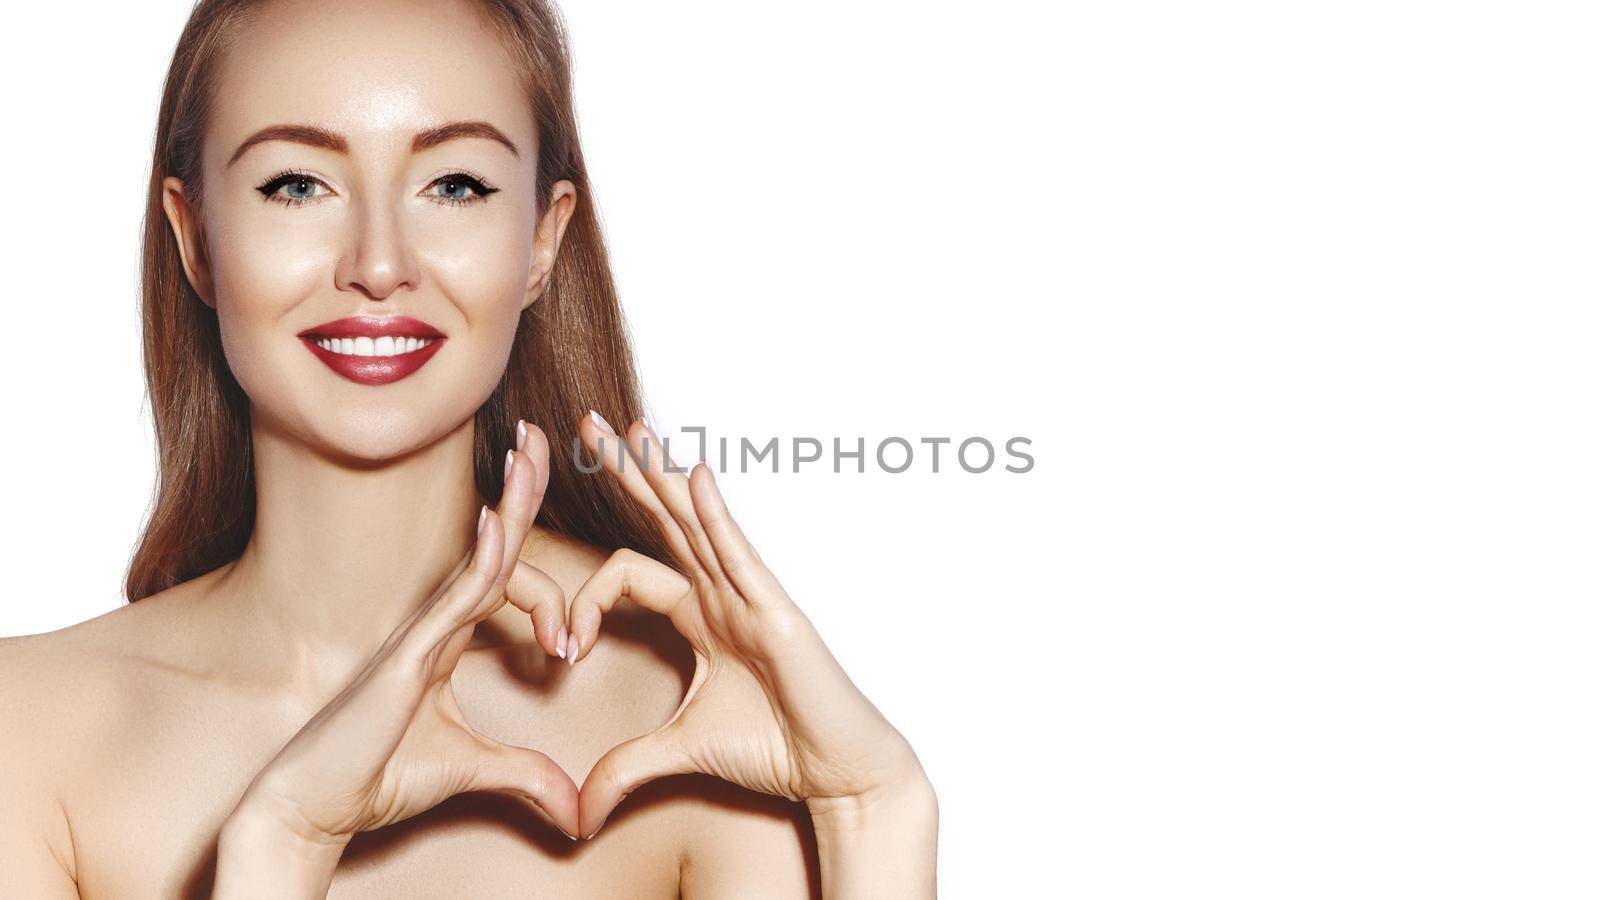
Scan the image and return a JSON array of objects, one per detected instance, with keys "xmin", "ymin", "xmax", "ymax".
[
  {"xmin": 0, "ymin": 626, "xmax": 92, "ymax": 774},
  {"xmin": 0, "ymin": 604, "xmax": 156, "ymax": 897},
  {"xmin": 0, "ymin": 572, "xmax": 247, "ymax": 896},
  {"xmin": 0, "ymin": 571, "xmax": 226, "ymax": 782},
  {"xmin": 0, "ymin": 606, "xmax": 142, "ymax": 742}
]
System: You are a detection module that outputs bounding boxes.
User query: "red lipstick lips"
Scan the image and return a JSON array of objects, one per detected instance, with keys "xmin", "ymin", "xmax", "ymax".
[{"xmin": 296, "ymin": 315, "xmax": 447, "ymax": 385}]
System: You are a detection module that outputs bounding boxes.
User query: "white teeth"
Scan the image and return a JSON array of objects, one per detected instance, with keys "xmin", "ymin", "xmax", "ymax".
[{"xmin": 313, "ymin": 335, "xmax": 435, "ymax": 357}]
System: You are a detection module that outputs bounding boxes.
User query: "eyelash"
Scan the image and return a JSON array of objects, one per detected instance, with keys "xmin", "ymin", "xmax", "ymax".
[{"xmin": 254, "ymin": 169, "xmax": 501, "ymax": 207}]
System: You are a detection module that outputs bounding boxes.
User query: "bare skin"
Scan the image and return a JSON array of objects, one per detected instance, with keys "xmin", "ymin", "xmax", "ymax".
[
  {"xmin": 0, "ymin": 522, "xmax": 818, "ymax": 899},
  {"xmin": 0, "ymin": 1, "xmax": 933, "ymax": 896}
]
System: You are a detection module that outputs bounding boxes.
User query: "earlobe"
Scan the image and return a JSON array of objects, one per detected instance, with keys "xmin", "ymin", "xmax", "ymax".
[
  {"xmin": 524, "ymin": 180, "xmax": 579, "ymax": 308},
  {"xmin": 161, "ymin": 176, "xmax": 217, "ymax": 309}
]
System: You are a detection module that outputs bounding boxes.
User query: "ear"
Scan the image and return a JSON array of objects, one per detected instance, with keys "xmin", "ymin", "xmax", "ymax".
[
  {"xmin": 524, "ymin": 179, "xmax": 578, "ymax": 309},
  {"xmin": 161, "ymin": 176, "xmax": 217, "ymax": 309}
]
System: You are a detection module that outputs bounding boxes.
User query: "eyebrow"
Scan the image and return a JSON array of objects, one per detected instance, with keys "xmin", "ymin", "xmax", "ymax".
[{"xmin": 225, "ymin": 121, "xmax": 520, "ymax": 167}]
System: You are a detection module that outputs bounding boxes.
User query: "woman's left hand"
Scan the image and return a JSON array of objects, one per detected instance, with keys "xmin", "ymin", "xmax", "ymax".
[{"xmin": 568, "ymin": 412, "xmax": 931, "ymax": 838}]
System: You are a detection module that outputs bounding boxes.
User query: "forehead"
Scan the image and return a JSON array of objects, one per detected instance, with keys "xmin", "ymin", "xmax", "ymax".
[{"xmin": 209, "ymin": 0, "xmax": 533, "ymax": 161}]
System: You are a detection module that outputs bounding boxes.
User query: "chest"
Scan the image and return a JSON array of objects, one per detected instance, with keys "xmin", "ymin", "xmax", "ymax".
[
  {"xmin": 63, "ymin": 650, "xmax": 686, "ymax": 898},
  {"xmin": 77, "ymin": 788, "xmax": 677, "ymax": 898}
]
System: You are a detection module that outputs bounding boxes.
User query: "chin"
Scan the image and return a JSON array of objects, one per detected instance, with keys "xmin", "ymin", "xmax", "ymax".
[
  {"xmin": 232, "ymin": 340, "xmax": 503, "ymax": 462},
  {"xmin": 246, "ymin": 392, "xmax": 474, "ymax": 465}
]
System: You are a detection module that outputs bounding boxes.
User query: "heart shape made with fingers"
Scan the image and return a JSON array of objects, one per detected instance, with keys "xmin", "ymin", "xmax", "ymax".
[{"xmin": 487, "ymin": 413, "xmax": 918, "ymax": 842}]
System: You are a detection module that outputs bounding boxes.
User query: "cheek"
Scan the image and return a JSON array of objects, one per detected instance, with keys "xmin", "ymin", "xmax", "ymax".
[
  {"xmin": 417, "ymin": 216, "xmax": 535, "ymax": 358},
  {"xmin": 207, "ymin": 219, "xmax": 333, "ymax": 399}
]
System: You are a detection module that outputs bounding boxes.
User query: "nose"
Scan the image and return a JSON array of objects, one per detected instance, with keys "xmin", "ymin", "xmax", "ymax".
[{"xmin": 333, "ymin": 195, "xmax": 422, "ymax": 301}]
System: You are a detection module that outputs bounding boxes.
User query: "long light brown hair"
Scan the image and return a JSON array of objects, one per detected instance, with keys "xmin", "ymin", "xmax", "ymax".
[{"xmin": 126, "ymin": 0, "xmax": 674, "ymax": 601}]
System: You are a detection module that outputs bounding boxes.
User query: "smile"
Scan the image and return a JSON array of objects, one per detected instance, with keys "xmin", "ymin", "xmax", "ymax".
[
  {"xmin": 296, "ymin": 315, "xmax": 447, "ymax": 386},
  {"xmin": 312, "ymin": 335, "xmax": 438, "ymax": 357}
]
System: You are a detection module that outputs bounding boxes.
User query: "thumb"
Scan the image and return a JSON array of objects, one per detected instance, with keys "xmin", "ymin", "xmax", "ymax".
[
  {"xmin": 462, "ymin": 740, "xmax": 582, "ymax": 840},
  {"xmin": 578, "ymin": 727, "xmax": 697, "ymax": 839}
]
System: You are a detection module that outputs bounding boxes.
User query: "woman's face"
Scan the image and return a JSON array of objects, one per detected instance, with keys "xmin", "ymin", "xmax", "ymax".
[{"xmin": 162, "ymin": 0, "xmax": 574, "ymax": 461}]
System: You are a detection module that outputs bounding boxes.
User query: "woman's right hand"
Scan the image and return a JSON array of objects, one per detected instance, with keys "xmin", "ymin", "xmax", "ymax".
[{"xmin": 220, "ymin": 420, "xmax": 580, "ymax": 872}]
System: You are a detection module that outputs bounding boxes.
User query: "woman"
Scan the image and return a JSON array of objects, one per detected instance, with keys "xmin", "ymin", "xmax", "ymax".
[{"xmin": 0, "ymin": 0, "xmax": 936, "ymax": 896}]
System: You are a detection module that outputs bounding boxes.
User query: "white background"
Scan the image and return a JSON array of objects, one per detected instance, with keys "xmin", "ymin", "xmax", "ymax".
[{"xmin": 1, "ymin": 1, "xmax": 1596, "ymax": 896}]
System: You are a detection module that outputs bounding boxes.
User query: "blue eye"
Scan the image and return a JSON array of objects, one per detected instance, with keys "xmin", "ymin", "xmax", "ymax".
[
  {"xmin": 252, "ymin": 169, "xmax": 500, "ymax": 208},
  {"xmin": 426, "ymin": 172, "xmax": 499, "ymax": 206},
  {"xmin": 256, "ymin": 170, "xmax": 330, "ymax": 206}
]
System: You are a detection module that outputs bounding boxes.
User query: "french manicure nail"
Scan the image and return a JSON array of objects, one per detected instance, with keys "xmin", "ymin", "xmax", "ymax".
[
  {"xmin": 477, "ymin": 505, "xmax": 487, "ymax": 536},
  {"xmin": 588, "ymin": 409, "xmax": 615, "ymax": 435},
  {"xmin": 504, "ymin": 448, "xmax": 515, "ymax": 482},
  {"xmin": 567, "ymin": 632, "xmax": 578, "ymax": 665},
  {"xmin": 555, "ymin": 625, "xmax": 567, "ymax": 659},
  {"xmin": 516, "ymin": 418, "xmax": 528, "ymax": 451}
]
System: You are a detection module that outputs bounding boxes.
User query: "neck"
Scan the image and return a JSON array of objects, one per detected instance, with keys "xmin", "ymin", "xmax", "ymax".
[{"xmin": 211, "ymin": 415, "xmax": 487, "ymax": 700}]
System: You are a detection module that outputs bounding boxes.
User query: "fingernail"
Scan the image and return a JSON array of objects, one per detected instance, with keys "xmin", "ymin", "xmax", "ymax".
[
  {"xmin": 516, "ymin": 418, "xmax": 528, "ymax": 451},
  {"xmin": 504, "ymin": 448, "xmax": 515, "ymax": 482},
  {"xmin": 555, "ymin": 625, "xmax": 567, "ymax": 659},
  {"xmin": 588, "ymin": 409, "xmax": 614, "ymax": 435},
  {"xmin": 567, "ymin": 632, "xmax": 578, "ymax": 665},
  {"xmin": 477, "ymin": 504, "xmax": 487, "ymax": 536}
]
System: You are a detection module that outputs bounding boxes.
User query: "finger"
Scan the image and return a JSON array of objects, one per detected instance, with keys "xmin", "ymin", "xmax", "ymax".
[
  {"xmin": 470, "ymin": 426, "xmax": 550, "ymax": 629},
  {"xmin": 401, "ymin": 422, "xmax": 550, "ymax": 678},
  {"xmin": 494, "ymin": 427, "xmax": 546, "ymax": 585},
  {"xmin": 505, "ymin": 558, "xmax": 568, "ymax": 659},
  {"xmin": 578, "ymin": 728, "xmax": 696, "ymax": 840},
  {"xmin": 498, "ymin": 445, "xmax": 536, "ymax": 544},
  {"xmin": 465, "ymin": 739, "xmax": 582, "ymax": 840},
  {"xmin": 518, "ymin": 419, "xmax": 553, "ymax": 503},
  {"xmin": 567, "ymin": 548, "xmax": 695, "ymax": 664},
  {"xmin": 432, "ymin": 615, "xmax": 478, "ymax": 681},
  {"xmin": 624, "ymin": 419, "xmax": 731, "ymax": 593},
  {"xmin": 578, "ymin": 411, "xmax": 703, "ymax": 580},
  {"xmin": 686, "ymin": 463, "xmax": 785, "ymax": 604},
  {"xmin": 406, "ymin": 505, "xmax": 504, "ymax": 665},
  {"xmin": 384, "ymin": 423, "xmax": 550, "ymax": 671}
]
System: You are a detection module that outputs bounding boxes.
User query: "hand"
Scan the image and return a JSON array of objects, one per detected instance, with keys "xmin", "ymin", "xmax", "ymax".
[
  {"xmin": 568, "ymin": 413, "xmax": 931, "ymax": 839},
  {"xmin": 230, "ymin": 420, "xmax": 582, "ymax": 853}
]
